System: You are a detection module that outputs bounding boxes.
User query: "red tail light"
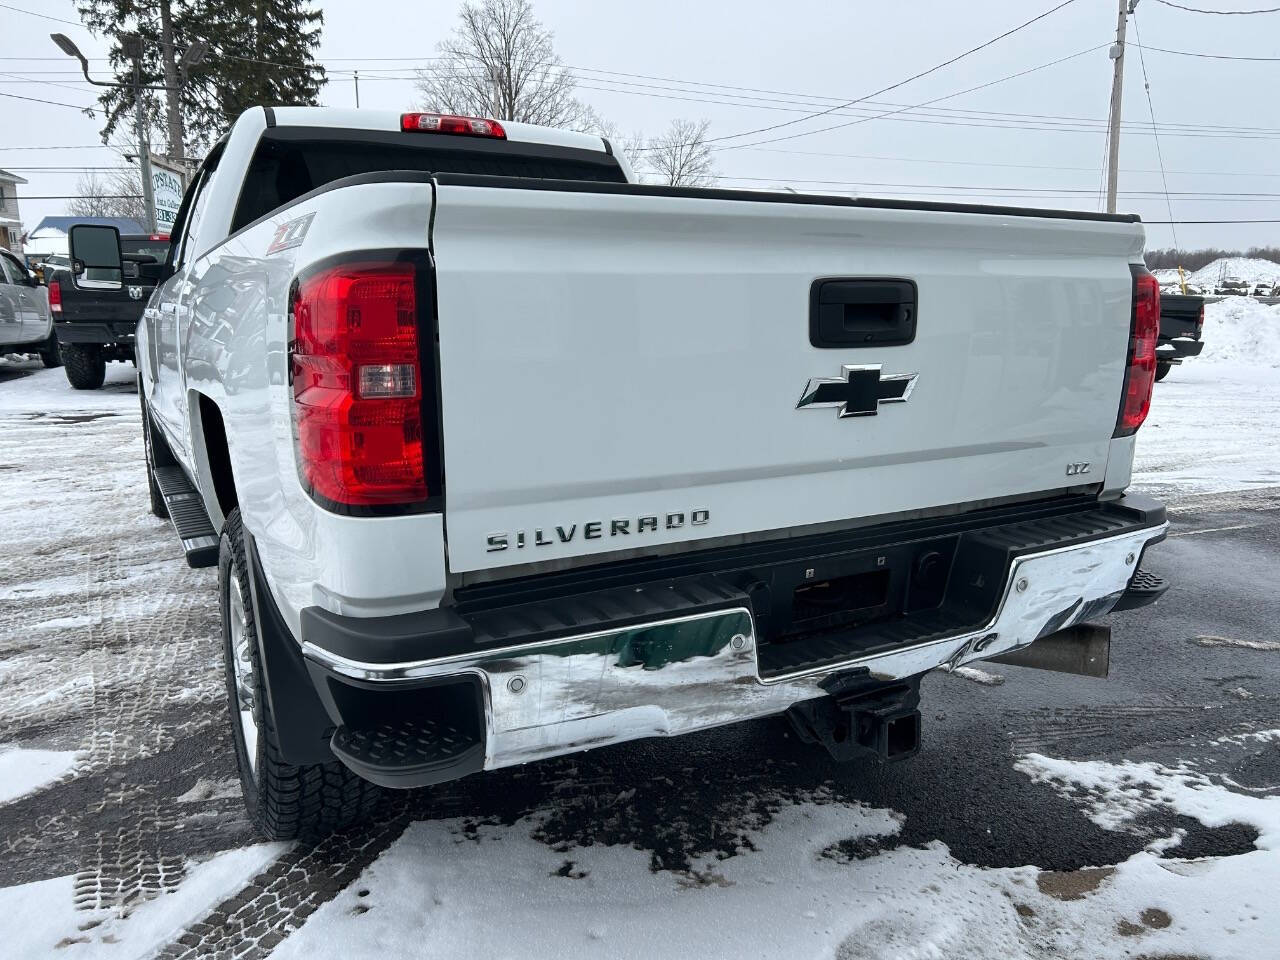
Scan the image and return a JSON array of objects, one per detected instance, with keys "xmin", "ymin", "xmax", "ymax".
[
  {"xmin": 291, "ymin": 260, "xmax": 427, "ymax": 509},
  {"xmin": 1115, "ymin": 268, "xmax": 1161, "ymax": 437},
  {"xmin": 1196, "ymin": 304, "xmax": 1204, "ymax": 336},
  {"xmin": 48, "ymin": 280, "xmax": 62, "ymax": 313},
  {"xmin": 400, "ymin": 112, "xmax": 506, "ymax": 139}
]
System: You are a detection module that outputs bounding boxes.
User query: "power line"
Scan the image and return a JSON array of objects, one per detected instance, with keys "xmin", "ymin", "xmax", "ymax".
[
  {"xmin": 1129, "ymin": 13, "xmax": 1179, "ymax": 250},
  {"xmin": 1150, "ymin": 0, "xmax": 1280, "ymax": 13},
  {"xmin": 289, "ymin": 65, "xmax": 1280, "ymax": 139},
  {"xmin": 1134, "ymin": 42, "xmax": 1280, "ymax": 60},
  {"xmin": 0, "ymin": 89, "xmax": 95, "ymax": 112},
  {"xmin": 700, "ymin": 0, "xmax": 1082, "ymax": 146},
  {"xmin": 738, "ymin": 147, "xmax": 1280, "ymax": 178},
  {"xmin": 0, "ymin": 144, "xmax": 131, "ymax": 150},
  {"xmin": 10, "ymin": 195, "xmax": 144, "ymax": 199},
  {"xmin": 716, "ymin": 46, "xmax": 1119, "ymax": 150},
  {"xmin": 577, "ymin": 76, "xmax": 1280, "ymax": 143},
  {"xmin": 0, "ymin": 1, "xmax": 81, "ymax": 27},
  {"xmin": 0, "ymin": 166, "xmax": 123, "ymax": 171},
  {"xmin": 0, "ymin": 71, "xmax": 93, "ymax": 96}
]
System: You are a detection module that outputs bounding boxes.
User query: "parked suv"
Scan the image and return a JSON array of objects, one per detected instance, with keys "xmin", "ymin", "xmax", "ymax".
[{"xmin": 0, "ymin": 247, "xmax": 59, "ymax": 366}]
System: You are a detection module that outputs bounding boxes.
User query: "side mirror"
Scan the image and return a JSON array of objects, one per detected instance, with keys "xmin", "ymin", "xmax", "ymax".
[{"xmin": 67, "ymin": 223, "xmax": 124, "ymax": 290}]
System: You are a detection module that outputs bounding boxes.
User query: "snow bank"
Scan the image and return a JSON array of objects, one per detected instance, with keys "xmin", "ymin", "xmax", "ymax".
[
  {"xmin": 1188, "ymin": 257, "xmax": 1280, "ymax": 288},
  {"xmin": 0, "ymin": 747, "xmax": 81, "ymax": 803},
  {"xmin": 1199, "ymin": 297, "xmax": 1280, "ymax": 367}
]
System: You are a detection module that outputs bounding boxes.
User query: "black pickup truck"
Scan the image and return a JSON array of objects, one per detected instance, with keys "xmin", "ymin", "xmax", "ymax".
[
  {"xmin": 47, "ymin": 233, "xmax": 169, "ymax": 389},
  {"xmin": 1156, "ymin": 292, "xmax": 1205, "ymax": 382}
]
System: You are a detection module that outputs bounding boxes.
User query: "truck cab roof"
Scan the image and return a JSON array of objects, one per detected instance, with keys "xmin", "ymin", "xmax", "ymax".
[{"xmin": 266, "ymin": 107, "xmax": 615, "ymax": 157}]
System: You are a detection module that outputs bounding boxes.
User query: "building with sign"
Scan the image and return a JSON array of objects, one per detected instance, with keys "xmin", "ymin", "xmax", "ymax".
[
  {"xmin": 150, "ymin": 159, "xmax": 187, "ymax": 231},
  {"xmin": 0, "ymin": 168, "xmax": 27, "ymax": 255}
]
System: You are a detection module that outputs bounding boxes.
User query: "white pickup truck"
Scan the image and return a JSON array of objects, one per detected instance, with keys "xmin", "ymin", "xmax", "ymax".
[{"xmin": 68, "ymin": 107, "xmax": 1169, "ymax": 839}]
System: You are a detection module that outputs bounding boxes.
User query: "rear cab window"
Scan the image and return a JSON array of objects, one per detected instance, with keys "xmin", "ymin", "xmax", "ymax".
[{"xmin": 230, "ymin": 128, "xmax": 627, "ymax": 233}]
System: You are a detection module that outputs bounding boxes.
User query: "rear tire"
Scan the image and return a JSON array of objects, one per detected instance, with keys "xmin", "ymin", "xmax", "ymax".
[
  {"xmin": 39, "ymin": 335, "xmax": 62, "ymax": 368},
  {"xmin": 62, "ymin": 343, "xmax": 106, "ymax": 390},
  {"xmin": 220, "ymin": 508, "xmax": 381, "ymax": 840},
  {"xmin": 1155, "ymin": 361, "xmax": 1173, "ymax": 382}
]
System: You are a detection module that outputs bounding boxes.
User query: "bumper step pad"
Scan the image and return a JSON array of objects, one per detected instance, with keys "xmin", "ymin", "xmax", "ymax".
[
  {"xmin": 758, "ymin": 504, "xmax": 1161, "ymax": 680},
  {"xmin": 152, "ymin": 466, "xmax": 219, "ymax": 568},
  {"xmin": 1111, "ymin": 568, "xmax": 1169, "ymax": 612},
  {"xmin": 330, "ymin": 717, "xmax": 484, "ymax": 789}
]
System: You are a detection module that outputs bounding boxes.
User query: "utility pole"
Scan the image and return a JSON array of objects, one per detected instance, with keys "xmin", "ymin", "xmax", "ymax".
[
  {"xmin": 122, "ymin": 33, "xmax": 158, "ymax": 234},
  {"xmin": 1105, "ymin": 0, "xmax": 1136, "ymax": 214},
  {"xmin": 354, "ymin": 70, "xmax": 360, "ymax": 108}
]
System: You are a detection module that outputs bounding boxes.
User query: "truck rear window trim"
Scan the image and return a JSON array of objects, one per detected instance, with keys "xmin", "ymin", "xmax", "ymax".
[
  {"xmin": 223, "ymin": 170, "xmax": 436, "ymax": 249},
  {"xmin": 432, "ymin": 173, "xmax": 1143, "ymax": 224},
  {"xmin": 229, "ymin": 127, "xmax": 626, "ymax": 234}
]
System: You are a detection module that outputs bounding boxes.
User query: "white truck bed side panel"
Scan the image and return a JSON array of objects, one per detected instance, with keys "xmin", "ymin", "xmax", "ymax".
[{"xmin": 179, "ymin": 180, "xmax": 447, "ymax": 634}]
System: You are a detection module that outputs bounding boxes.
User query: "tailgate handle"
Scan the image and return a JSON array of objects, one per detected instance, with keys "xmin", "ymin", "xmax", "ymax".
[{"xmin": 809, "ymin": 278, "xmax": 917, "ymax": 348}]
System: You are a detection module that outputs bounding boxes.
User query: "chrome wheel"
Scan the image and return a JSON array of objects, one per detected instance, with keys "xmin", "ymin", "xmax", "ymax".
[{"xmin": 228, "ymin": 575, "xmax": 259, "ymax": 779}]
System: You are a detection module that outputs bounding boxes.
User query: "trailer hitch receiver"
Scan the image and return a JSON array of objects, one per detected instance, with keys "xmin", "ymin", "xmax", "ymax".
[{"xmin": 786, "ymin": 674, "xmax": 922, "ymax": 763}]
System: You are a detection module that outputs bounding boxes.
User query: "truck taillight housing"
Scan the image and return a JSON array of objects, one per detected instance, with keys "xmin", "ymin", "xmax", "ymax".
[
  {"xmin": 400, "ymin": 112, "xmax": 506, "ymax": 139},
  {"xmin": 1115, "ymin": 267, "xmax": 1161, "ymax": 437},
  {"xmin": 48, "ymin": 280, "xmax": 62, "ymax": 313},
  {"xmin": 291, "ymin": 259, "xmax": 429, "ymax": 509}
]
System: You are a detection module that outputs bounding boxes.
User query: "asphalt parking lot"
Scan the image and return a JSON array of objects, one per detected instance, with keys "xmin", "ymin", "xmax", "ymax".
[{"xmin": 1, "ymin": 357, "xmax": 1277, "ymax": 959}]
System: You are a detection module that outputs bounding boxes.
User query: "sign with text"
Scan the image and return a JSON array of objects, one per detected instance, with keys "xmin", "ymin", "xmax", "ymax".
[{"xmin": 150, "ymin": 159, "xmax": 185, "ymax": 231}]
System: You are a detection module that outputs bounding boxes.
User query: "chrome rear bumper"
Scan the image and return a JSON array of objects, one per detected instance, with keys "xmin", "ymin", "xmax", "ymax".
[{"xmin": 302, "ymin": 518, "xmax": 1167, "ymax": 774}]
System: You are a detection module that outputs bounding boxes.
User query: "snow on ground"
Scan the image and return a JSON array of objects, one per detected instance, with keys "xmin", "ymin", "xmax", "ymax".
[
  {"xmin": 1131, "ymin": 299, "xmax": 1280, "ymax": 500},
  {"xmin": 0, "ymin": 844, "xmax": 283, "ymax": 958},
  {"xmin": 948, "ymin": 665, "xmax": 1005, "ymax": 686},
  {"xmin": 1187, "ymin": 257, "xmax": 1280, "ymax": 289},
  {"xmin": 0, "ymin": 358, "xmax": 138, "ymax": 415},
  {"xmin": 1194, "ymin": 295, "xmax": 1280, "ymax": 366},
  {"xmin": 0, "ymin": 747, "xmax": 82, "ymax": 804},
  {"xmin": 267, "ymin": 741, "xmax": 1279, "ymax": 960}
]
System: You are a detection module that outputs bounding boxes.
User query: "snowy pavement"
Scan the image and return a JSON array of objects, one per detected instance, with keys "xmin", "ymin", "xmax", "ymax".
[{"xmin": 1, "ymin": 300, "xmax": 1278, "ymax": 960}]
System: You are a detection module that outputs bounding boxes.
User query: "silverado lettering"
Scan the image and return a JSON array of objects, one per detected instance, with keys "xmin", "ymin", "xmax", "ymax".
[{"xmin": 486, "ymin": 509, "xmax": 711, "ymax": 552}]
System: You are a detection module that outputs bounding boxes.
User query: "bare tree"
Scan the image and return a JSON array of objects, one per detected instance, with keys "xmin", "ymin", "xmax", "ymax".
[
  {"xmin": 640, "ymin": 119, "xmax": 717, "ymax": 187},
  {"xmin": 414, "ymin": 0, "xmax": 595, "ymax": 129},
  {"xmin": 68, "ymin": 169, "xmax": 147, "ymax": 223}
]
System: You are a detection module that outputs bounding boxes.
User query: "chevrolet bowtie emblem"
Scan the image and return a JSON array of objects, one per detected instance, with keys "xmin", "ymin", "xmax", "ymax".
[{"xmin": 796, "ymin": 364, "xmax": 918, "ymax": 418}]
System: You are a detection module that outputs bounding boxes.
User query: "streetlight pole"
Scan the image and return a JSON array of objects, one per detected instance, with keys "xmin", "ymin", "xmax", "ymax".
[{"xmin": 50, "ymin": 32, "xmax": 206, "ymax": 232}]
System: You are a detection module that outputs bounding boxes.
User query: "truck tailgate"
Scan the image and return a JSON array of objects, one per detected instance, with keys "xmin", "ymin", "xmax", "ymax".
[{"xmin": 430, "ymin": 180, "xmax": 1145, "ymax": 574}]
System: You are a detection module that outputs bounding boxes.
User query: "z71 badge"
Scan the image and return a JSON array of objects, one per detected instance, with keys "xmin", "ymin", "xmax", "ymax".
[{"xmin": 266, "ymin": 212, "xmax": 315, "ymax": 255}]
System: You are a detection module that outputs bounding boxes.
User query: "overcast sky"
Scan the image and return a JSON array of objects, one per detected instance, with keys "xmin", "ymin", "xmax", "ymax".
[{"xmin": 3, "ymin": 0, "xmax": 1278, "ymax": 251}]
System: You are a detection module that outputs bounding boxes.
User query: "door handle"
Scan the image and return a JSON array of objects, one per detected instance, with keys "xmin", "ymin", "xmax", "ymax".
[{"xmin": 809, "ymin": 278, "xmax": 917, "ymax": 348}]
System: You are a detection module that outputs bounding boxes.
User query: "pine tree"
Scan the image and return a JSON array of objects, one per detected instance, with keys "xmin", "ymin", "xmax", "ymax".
[
  {"xmin": 199, "ymin": 0, "xmax": 326, "ymax": 128},
  {"xmin": 74, "ymin": 0, "xmax": 326, "ymax": 155}
]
